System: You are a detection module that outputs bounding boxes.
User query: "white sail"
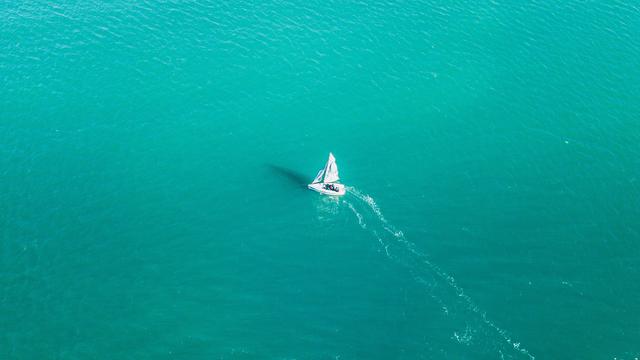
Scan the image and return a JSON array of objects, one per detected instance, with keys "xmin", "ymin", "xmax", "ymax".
[
  {"xmin": 323, "ymin": 152, "xmax": 339, "ymax": 183},
  {"xmin": 311, "ymin": 168, "xmax": 324, "ymax": 184}
]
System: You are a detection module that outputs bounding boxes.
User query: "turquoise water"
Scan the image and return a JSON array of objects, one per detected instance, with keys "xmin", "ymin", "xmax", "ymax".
[{"xmin": 2, "ymin": 1, "xmax": 640, "ymax": 358}]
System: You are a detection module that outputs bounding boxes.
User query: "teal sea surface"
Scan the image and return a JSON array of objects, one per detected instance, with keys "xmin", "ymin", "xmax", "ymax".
[{"xmin": 2, "ymin": 1, "xmax": 639, "ymax": 359}]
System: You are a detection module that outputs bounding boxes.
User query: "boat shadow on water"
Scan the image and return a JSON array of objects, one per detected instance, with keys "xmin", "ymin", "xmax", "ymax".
[{"xmin": 265, "ymin": 164, "xmax": 309, "ymax": 190}]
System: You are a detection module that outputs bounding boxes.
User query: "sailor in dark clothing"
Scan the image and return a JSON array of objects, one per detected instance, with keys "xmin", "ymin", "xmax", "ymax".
[{"xmin": 324, "ymin": 184, "xmax": 338, "ymax": 191}]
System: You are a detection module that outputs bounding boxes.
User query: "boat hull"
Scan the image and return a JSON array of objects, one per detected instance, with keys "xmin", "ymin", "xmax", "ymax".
[{"xmin": 307, "ymin": 183, "xmax": 346, "ymax": 196}]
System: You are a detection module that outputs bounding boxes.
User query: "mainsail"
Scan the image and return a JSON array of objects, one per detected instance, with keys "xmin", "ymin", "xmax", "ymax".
[
  {"xmin": 312, "ymin": 152, "xmax": 340, "ymax": 184},
  {"xmin": 323, "ymin": 153, "xmax": 339, "ymax": 183}
]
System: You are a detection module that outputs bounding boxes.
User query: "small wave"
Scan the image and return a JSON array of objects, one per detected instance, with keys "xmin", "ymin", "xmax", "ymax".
[
  {"xmin": 344, "ymin": 186, "xmax": 535, "ymax": 360},
  {"xmin": 344, "ymin": 200, "xmax": 390, "ymax": 257},
  {"xmin": 345, "ymin": 201, "xmax": 366, "ymax": 229}
]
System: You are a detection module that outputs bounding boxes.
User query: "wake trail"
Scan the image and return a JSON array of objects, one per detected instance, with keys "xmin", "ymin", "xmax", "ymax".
[{"xmin": 343, "ymin": 186, "xmax": 535, "ymax": 360}]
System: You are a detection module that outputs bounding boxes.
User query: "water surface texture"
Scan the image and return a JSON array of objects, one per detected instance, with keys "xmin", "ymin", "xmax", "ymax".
[{"xmin": 2, "ymin": 1, "xmax": 640, "ymax": 359}]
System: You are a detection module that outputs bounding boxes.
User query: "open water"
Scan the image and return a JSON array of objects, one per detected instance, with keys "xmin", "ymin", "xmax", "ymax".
[{"xmin": 2, "ymin": 1, "xmax": 640, "ymax": 358}]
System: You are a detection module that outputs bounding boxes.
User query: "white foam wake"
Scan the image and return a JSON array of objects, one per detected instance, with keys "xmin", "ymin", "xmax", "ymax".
[{"xmin": 344, "ymin": 186, "xmax": 535, "ymax": 360}]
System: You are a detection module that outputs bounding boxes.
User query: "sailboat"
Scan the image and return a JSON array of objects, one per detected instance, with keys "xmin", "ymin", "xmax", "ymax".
[{"xmin": 308, "ymin": 152, "xmax": 346, "ymax": 196}]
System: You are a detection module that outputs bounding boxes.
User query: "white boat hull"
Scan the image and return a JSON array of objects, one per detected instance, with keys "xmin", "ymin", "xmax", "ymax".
[{"xmin": 307, "ymin": 183, "xmax": 346, "ymax": 196}]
